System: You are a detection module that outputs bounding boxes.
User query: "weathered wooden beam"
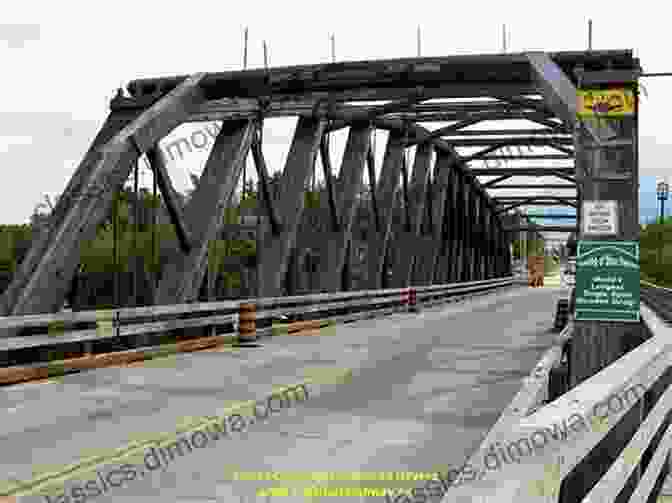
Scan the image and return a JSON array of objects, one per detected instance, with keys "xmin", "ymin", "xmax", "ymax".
[
  {"xmin": 1, "ymin": 110, "xmax": 140, "ymax": 316},
  {"xmin": 415, "ymin": 151, "xmax": 453, "ymax": 285},
  {"xmin": 439, "ymin": 161, "xmax": 457, "ymax": 283},
  {"xmin": 457, "ymin": 170, "xmax": 469, "ymax": 282},
  {"xmin": 366, "ymin": 140, "xmax": 380, "ymax": 231},
  {"xmin": 481, "ymin": 154, "xmax": 571, "ymax": 160},
  {"xmin": 548, "ymin": 142, "xmax": 575, "ymax": 155},
  {"xmin": 180, "ymin": 84, "xmax": 540, "ymax": 124},
  {"xmin": 447, "ymin": 136, "xmax": 574, "ymax": 148},
  {"xmin": 466, "ymin": 179, "xmax": 477, "ymax": 281},
  {"xmin": 2, "ymin": 74, "xmax": 207, "ymax": 316},
  {"xmin": 145, "ymin": 147, "xmax": 192, "ymax": 254},
  {"xmin": 250, "ymin": 139, "xmax": 281, "ymax": 235},
  {"xmin": 404, "ymin": 119, "xmax": 484, "ymax": 146},
  {"xmin": 468, "ymin": 167, "xmax": 575, "ymax": 177},
  {"xmin": 481, "ymin": 175, "xmax": 513, "ymax": 188},
  {"xmin": 367, "ymin": 130, "xmax": 405, "ymax": 289},
  {"xmin": 460, "ymin": 145, "xmax": 510, "ymax": 163},
  {"xmin": 494, "ymin": 196, "xmax": 578, "ymax": 201},
  {"xmin": 156, "ymin": 119, "xmax": 256, "ymax": 305},
  {"xmin": 369, "ymin": 119, "xmax": 501, "ymax": 218},
  {"xmin": 483, "ymin": 200, "xmax": 493, "ymax": 278},
  {"xmin": 316, "ymin": 126, "xmax": 371, "ymax": 292},
  {"xmin": 487, "ymin": 184, "xmax": 576, "ymax": 190},
  {"xmin": 442, "ymin": 128, "xmax": 566, "ymax": 137},
  {"xmin": 127, "ymin": 50, "xmax": 637, "ymax": 100},
  {"xmin": 257, "ymin": 117, "xmax": 326, "ymax": 298},
  {"xmin": 319, "ymin": 134, "xmax": 340, "ymax": 232},
  {"xmin": 391, "ymin": 142, "xmax": 432, "ymax": 287}
]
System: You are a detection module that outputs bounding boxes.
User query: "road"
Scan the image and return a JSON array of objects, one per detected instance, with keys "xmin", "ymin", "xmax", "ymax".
[{"xmin": 0, "ymin": 285, "xmax": 567, "ymax": 502}]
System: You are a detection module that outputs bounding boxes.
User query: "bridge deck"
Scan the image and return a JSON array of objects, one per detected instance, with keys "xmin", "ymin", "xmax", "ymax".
[{"xmin": 0, "ymin": 287, "xmax": 566, "ymax": 501}]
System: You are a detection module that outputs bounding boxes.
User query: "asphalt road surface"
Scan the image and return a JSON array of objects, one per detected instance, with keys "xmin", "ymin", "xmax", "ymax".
[{"xmin": 0, "ymin": 285, "xmax": 567, "ymax": 503}]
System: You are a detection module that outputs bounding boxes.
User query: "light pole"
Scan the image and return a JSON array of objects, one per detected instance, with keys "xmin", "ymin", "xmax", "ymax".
[
  {"xmin": 657, "ymin": 179, "xmax": 669, "ymax": 224},
  {"xmin": 656, "ymin": 179, "xmax": 669, "ymax": 270}
]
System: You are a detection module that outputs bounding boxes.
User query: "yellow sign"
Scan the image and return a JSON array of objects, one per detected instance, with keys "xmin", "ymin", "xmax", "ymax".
[{"xmin": 577, "ymin": 88, "xmax": 635, "ymax": 117}]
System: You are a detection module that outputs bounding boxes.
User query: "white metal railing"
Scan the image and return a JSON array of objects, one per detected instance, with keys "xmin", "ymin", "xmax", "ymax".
[
  {"xmin": 0, "ymin": 276, "xmax": 514, "ymax": 352},
  {"xmin": 441, "ymin": 299, "xmax": 672, "ymax": 503}
]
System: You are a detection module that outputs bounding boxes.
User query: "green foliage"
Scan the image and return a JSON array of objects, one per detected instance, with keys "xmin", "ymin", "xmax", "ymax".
[
  {"xmin": 544, "ymin": 255, "xmax": 560, "ymax": 275},
  {"xmin": 0, "ymin": 224, "xmax": 33, "ymax": 272},
  {"xmin": 640, "ymin": 220, "xmax": 672, "ymax": 287},
  {"xmin": 511, "ymin": 239, "xmax": 544, "ymax": 258}
]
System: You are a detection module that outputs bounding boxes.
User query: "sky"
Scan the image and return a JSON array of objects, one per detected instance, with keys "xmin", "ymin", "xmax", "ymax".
[{"xmin": 1, "ymin": 0, "xmax": 670, "ymax": 246}]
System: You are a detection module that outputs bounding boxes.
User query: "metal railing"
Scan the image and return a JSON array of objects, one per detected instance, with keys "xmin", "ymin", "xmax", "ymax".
[{"xmin": 0, "ymin": 276, "xmax": 514, "ymax": 359}]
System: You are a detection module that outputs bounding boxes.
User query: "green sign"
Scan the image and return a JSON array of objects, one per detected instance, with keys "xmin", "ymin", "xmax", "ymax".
[{"xmin": 575, "ymin": 240, "xmax": 640, "ymax": 322}]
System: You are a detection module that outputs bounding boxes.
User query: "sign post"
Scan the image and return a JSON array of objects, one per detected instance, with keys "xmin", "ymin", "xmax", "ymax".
[{"xmin": 569, "ymin": 78, "xmax": 641, "ymax": 390}]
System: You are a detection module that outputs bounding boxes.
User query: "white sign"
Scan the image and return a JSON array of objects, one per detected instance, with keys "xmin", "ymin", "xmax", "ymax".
[{"xmin": 582, "ymin": 200, "xmax": 618, "ymax": 236}]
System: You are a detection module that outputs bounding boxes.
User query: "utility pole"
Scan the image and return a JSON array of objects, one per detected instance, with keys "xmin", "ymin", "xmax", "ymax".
[
  {"xmin": 243, "ymin": 27, "xmax": 249, "ymax": 69},
  {"xmin": 263, "ymin": 40, "xmax": 269, "ymax": 69},
  {"xmin": 502, "ymin": 24, "xmax": 507, "ymax": 53},
  {"xmin": 417, "ymin": 26, "xmax": 421, "ymax": 57},
  {"xmin": 330, "ymin": 34, "xmax": 335, "ymax": 63},
  {"xmin": 588, "ymin": 19, "xmax": 593, "ymax": 50}
]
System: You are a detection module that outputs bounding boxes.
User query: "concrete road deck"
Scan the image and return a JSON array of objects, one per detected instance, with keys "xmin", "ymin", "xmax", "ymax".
[{"xmin": 0, "ymin": 286, "xmax": 567, "ymax": 502}]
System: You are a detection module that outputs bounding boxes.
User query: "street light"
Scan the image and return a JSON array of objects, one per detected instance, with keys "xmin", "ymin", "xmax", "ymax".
[{"xmin": 657, "ymin": 179, "xmax": 669, "ymax": 224}]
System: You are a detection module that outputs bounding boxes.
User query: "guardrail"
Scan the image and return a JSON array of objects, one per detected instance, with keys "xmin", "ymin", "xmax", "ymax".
[
  {"xmin": 0, "ymin": 276, "xmax": 514, "ymax": 380},
  {"xmin": 441, "ymin": 282, "xmax": 672, "ymax": 502}
]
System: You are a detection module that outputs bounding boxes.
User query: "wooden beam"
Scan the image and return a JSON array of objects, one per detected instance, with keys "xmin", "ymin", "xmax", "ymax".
[
  {"xmin": 481, "ymin": 175, "xmax": 513, "ymax": 188},
  {"xmin": 250, "ymin": 139, "xmax": 281, "ymax": 235},
  {"xmin": 2, "ymin": 74, "xmax": 207, "ymax": 316},
  {"xmin": 316, "ymin": 126, "xmax": 371, "ymax": 292},
  {"xmin": 366, "ymin": 139, "xmax": 380, "ymax": 231},
  {"xmin": 441, "ymin": 128, "xmax": 565, "ymax": 136},
  {"xmin": 156, "ymin": 119, "xmax": 256, "ymax": 305},
  {"xmin": 487, "ymin": 184, "xmax": 576, "ymax": 190},
  {"xmin": 146, "ymin": 148, "xmax": 192, "ymax": 254},
  {"xmin": 403, "ymin": 118, "xmax": 483, "ymax": 146},
  {"xmin": 419, "ymin": 152, "xmax": 454, "ymax": 284},
  {"xmin": 183, "ymin": 84, "xmax": 541, "ymax": 124},
  {"xmin": 257, "ymin": 117, "xmax": 326, "ymax": 298},
  {"xmin": 1, "ymin": 109, "xmax": 141, "ymax": 316},
  {"xmin": 446, "ymin": 136, "xmax": 574, "ymax": 147},
  {"xmin": 367, "ymin": 130, "xmax": 405, "ymax": 289},
  {"xmin": 319, "ymin": 134, "xmax": 340, "ymax": 232},
  {"xmin": 391, "ymin": 141, "xmax": 432, "ymax": 287}
]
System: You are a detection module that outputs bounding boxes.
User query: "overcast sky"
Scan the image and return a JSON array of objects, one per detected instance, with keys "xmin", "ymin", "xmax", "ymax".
[{"xmin": 1, "ymin": 0, "xmax": 669, "ymax": 244}]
